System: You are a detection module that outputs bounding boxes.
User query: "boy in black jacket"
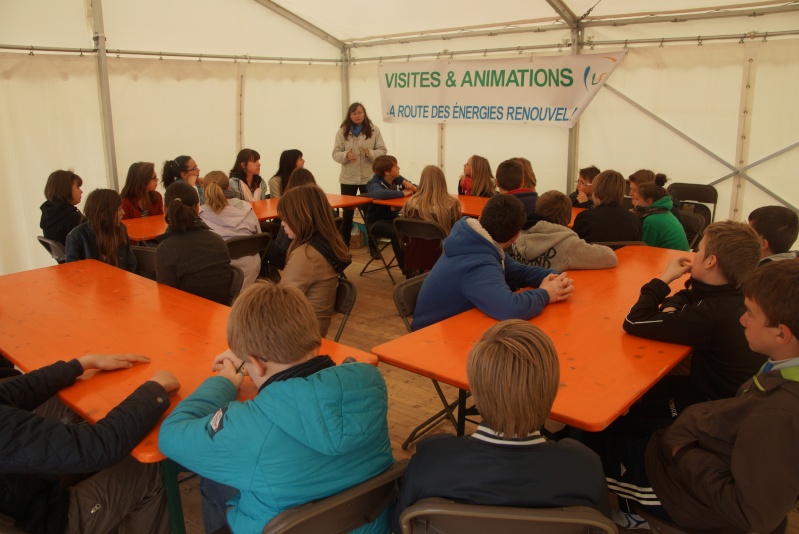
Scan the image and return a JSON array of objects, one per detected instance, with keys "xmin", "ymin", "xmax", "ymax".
[
  {"xmin": 623, "ymin": 220, "xmax": 765, "ymax": 414},
  {"xmin": 0, "ymin": 354, "xmax": 179, "ymax": 533}
]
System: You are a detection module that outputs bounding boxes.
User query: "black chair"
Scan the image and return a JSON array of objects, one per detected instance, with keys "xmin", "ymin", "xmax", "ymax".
[
  {"xmin": 131, "ymin": 245, "xmax": 157, "ymax": 278},
  {"xmin": 226, "ymin": 233, "xmax": 272, "ymax": 260},
  {"xmin": 228, "ymin": 265, "xmax": 245, "ymax": 305},
  {"xmin": 393, "ymin": 218, "xmax": 448, "ymax": 274},
  {"xmin": 400, "ymin": 498, "xmax": 618, "ymax": 534},
  {"xmin": 679, "ymin": 211, "xmax": 707, "ymax": 251},
  {"xmin": 393, "ymin": 273, "xmax": 465, "ymax": 449},
  {"xmin": 357, "ymin": 206, "xmax": 399, "ymax": 285},
  {"xmin": 332, "ymin": 278, "xmax": 357, "ymax": 342},
  {"xmin": 262, "ymin": 460, "xmax": 409, "ymax": 534},
  {"xmin": 37, "ymin": 236, "xmax": 66, "ymax": 263},
  {"xmin": 667, "ymin": 183, "xmax": 718, "ymax": 224}
]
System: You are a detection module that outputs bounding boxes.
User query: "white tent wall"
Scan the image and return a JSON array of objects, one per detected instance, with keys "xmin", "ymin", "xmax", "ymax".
[{"xmin": 2, "ymin": 1, "xmax": 798, "ymax": 275}]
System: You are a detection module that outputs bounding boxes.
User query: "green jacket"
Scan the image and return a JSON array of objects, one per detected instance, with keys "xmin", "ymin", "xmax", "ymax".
[{"xmin": 641, "ymin": 196, "xmax": 690, "ymax": 251}]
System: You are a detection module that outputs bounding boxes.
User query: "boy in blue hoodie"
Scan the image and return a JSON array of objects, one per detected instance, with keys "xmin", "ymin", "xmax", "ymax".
[{"xmin": 159, "ymin": 282, "xmax": 394, "ymax": 534}]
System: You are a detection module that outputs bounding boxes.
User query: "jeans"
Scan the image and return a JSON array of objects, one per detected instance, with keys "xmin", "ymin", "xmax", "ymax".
[
  {"xmin": 339, "ymin": 183, "xmax": 368, "ymax": 245},
  {"xmin": 369, "ymin": 218, "xmax": 405, "ymax": 271},
  {"xmin": 200, "ymin": 477, "xmax": 239, "ymax": 534}
]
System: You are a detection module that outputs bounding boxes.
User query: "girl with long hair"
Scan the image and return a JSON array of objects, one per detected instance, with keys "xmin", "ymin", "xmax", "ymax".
[
  {"xmin": 459, "ymin": 155, "xmax": 495, "ymax": 198},
  {"xmin": 156, "ymin": 182, "xmax": 232, "ymax": 305},
  {"xmin": 229, "ymin": 148, "xmax": 266, "ymax": 201},
  {"xmin": 162, "ymin": 155, "xmax": 203, "ymax": 204},
  {"xmin": 277, "ymin": 184, "xmax": 352, "ymax": 336},
  {"xmin": 268, "ymin": 149, "xmax": 304, "ymax": 199},
  {"xmin": 404, "ymin": 165, "xmax": 462, "ymax": 233},
  {"xmin": 200, "ymin": 175, "xmax": 262, "ymax": 288},
  {"xmin": 264, "ymin": 168, "xmax": 320, "ymax": 273},
  {"xmin": 40, "ymin": 169, "xmax": 85, "ymax": 245},
  {"xmin": 332, "ymin": 102, "xmax": 387, "ymax": 246},
  {"xmin": 120, "ymin": 161, "xmax": 164, "ymax": 219},
  {"xmin": 65, "ymin": 189, "xmax": 136, "ymax": 271}
]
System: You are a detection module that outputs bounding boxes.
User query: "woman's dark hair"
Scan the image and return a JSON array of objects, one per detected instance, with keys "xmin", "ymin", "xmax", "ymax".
[
  {"xmin": 120, "ymin": 162, "xmax": 158, "ymax": 212},
  {"xmin": 637, "ymin": 182, "xmax": 668, "ymax": 204},
  {"xmin": 286, "ymin": 168, "xmax": 317, "ymax": 192},
  {"xmin": 278, "ymin": 185, "xmax": 350, "ymax": 264},
  {"xmin": 162, "ymin": 155, "xmax": 192, "ymax": 189},
  {"xmin": 164, "ymin": 181, "xmax": 199, "ymax": 233},
  {"xmin": 273, "ymin": 149, "xmax": 303, "ymax": 195},
  {"xmin": 84, "ymin": 189, "xmax": 126, "ymax": 267},
  {"xmin": 44, "ymin": 170, "xmax": 83, "ymax": 203},
  {"xmin": 229, "ymin": 148, "xmax": 262, "ymax": 189},
  {"xmin": 339, "ymin": 102, "xmax": 374, "ymax": 140},
  {"xmin": 578, "ymin": 165, "xmax": 601, "ymax": 183}
]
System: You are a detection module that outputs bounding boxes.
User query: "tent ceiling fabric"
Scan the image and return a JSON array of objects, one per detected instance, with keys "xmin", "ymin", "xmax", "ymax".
[{"xmin": 269, "ymin": 0, "xmax": 796, "ymax": 44}]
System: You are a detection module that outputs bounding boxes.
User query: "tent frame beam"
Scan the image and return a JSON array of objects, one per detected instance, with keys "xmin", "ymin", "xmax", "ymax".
[
  {"xmin": 90, "ymin": 0, "xmax": 118, "ymax": 191},
  {"xmin": 251, "ymin": 0, "xmax": 345, "ymax": 50}
]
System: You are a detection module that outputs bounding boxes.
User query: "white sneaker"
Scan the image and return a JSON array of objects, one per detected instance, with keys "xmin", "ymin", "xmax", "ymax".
[{"xmin": 612, "ymin": 508, "xmax": 651, "ymax": 530}]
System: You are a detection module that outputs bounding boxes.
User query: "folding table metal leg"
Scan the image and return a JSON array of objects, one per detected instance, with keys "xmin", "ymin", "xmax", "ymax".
[
  {"xmin": 456, "ymin": 389, "xmax": 468, "ymax": 436},
  {"xmin": 162, "ymin": 458, "xmax": 186, "ymax": 534}
]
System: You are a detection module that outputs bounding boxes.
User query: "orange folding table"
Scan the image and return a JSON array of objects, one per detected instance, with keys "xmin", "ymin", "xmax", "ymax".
[
  {"xmin": 0, "ymin": 260, "xmax": 377, "ymax": 533},
  {"xmin": 372, "ymin": 194, "xmax": 489, "ymax": 217},
  {"xmin": 372, "ymin": 245, "xmax": 692, "ymax": 434}
]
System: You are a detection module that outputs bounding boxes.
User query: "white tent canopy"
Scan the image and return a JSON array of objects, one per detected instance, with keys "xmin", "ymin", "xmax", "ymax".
[{"xmin": 1, "ymin": 0, "xmax": 798, "ymax": 274}]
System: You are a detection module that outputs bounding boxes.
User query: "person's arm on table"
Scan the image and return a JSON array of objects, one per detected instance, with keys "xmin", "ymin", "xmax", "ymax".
[
  {"xmin": 366, "ymin": 178, "xmax": 404, "ymax": 200},
  {"xmin": 463, "ymin": 261, "xmax": 552, "ymax": 321},
  {"xmin": 159, "ymin": 353, "xmax": 255, "ymax": 489},
  {"xmin": 0, "ymin": 355, "xmax": 178, "ymax": 474}
]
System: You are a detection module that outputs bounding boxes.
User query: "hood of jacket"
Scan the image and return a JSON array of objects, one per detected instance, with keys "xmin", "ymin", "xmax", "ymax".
[
  {"xmin": 443, "ymin": 217, "xmax": 504, "ymax": 261},
  {"xmin": 310, "ymin": 234, "xmax": 352, "ymax": 273},
  {"xmin": 199, "ymin": 203, "xmax": 255, "ymax": 234},
  {"xmin": 512, "ymin": 221, "xmax": 574, "ymax": 259},
  {"xmin": 255, "ymin": 363, "xmax": 388, "ymax": 455},
  {"xmin": 40, "ymin": 200, "xmax": 79, "ymax": 231}
]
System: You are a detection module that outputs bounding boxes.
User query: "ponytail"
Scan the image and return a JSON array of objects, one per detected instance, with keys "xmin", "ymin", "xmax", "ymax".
[
  {"xmin": 204, "ymin": 182, "xmax": 228, "ymax": 214},
  {"xmin": 654, "ymin": 173, "xmax": 668, "ymax": 187},
  {"xmin": 162, "ymin": 156, "xmax": 191, "ymax": 190},
  {"xmin": 164, "ymin": 181, "xmax": 199, "ymax": 233}
]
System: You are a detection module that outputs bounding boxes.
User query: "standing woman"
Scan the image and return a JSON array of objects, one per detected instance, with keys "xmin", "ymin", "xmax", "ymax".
[
  {"xmin": 65, "ymin": 189, "xmax": 137, "ymax": 272},
  {"xmin": 120, "ymin": 162, "xmax": 164, "ymax": 219},
  {"xmin": 157, "ymin": 182, "xmax": 232, "ymax": 305},
  {"xmin": 40, "ymin": 170, "xmax": 85, "ymax": 245},
  {"xmin": 229, "ymin": 148, "xmax": 266, "ymax": 201},
  {"xmin": 332, "ymin": 102, "xmax": 387, "ymax": 246},
  {"xmin": 268, "ymin": 149, "xmax": 304, "ymax": 200},
  {"xmin": 162, "ymin": 155, "xmax": 203, "ymax": 204},
  {"xmin": 459, "ymin": 155, "xmax": 495, "ymax": 198},
  {"xmin": 278, "ymin": 185, "xmax": 352, "ymax": 336}
]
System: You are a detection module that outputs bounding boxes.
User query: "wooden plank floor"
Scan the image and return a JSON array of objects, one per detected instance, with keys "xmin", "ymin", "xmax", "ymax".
[{"xmin": 177, "ymin": 244, "xmax": 798, "ymax": 533}]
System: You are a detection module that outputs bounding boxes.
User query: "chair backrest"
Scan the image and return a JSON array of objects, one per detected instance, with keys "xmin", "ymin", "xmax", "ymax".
[
  {"xmin": 262, "ymin": 459, "xmax": 409, "ymax": 534},
  {"xmin": 393, "ymin": 272, "xmax": 429, "ymax": 332},
  {"xmin": 37, "ymin": 236, "xmax": 66, "ymax": 263},
  {"xmin": 131, "ymin": 245, "xmax": 158, "ymax": 277},
  {"xmin": 227, "ymin": 233, "xmax": 272, "ymax": 260},
  {"xmin": 678, "ymin": 210, "xmax": 707, "ymax": 251},
  {"xmin": 228, "ymin": 265, "xmax": 245, "ymax": 305},
  {"xmin": 400, "ymin": 498, "xmax": 618, "ymax": 534},
  {"xmin": 394, "ymin": 218, "xmax": 448, "ymax": 273},
  {"xmin": 332, "ymin": 278, "xmax": 357, "ymax": 342},
  {"xmin": 667, "ymin": 183, "xmax": 718, "ymax": 222},
  {"xmin": 592, "ymin": 241, "xmax": 647, "ymax": 251}
]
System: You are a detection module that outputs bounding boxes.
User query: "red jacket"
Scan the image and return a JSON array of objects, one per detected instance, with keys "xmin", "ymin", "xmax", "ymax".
[{"xmin": 121, "ymin": 192, "xmax": 164, "ymax": 219}]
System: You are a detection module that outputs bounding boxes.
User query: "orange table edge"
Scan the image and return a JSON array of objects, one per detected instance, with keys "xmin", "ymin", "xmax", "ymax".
[{"xmin": 371, "ymin": 245, "xmax": 691, "ymax": 433}]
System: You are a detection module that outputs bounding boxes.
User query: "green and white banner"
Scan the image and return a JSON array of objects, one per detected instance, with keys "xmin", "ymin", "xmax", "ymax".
[{"xmin": 378, "ymin": 51, "xmax": 626, "ymax": 127}]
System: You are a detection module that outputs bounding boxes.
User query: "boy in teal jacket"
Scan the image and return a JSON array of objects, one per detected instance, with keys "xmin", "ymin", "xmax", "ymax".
[{"xmin": 159, "ymin": 282, "xmax": 394, "ymax": 534}]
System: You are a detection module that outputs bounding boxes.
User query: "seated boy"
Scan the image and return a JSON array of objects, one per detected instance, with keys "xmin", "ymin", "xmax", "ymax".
[
  {"xmin": 572, "ymin": 170, "xmax": 642, "ymax": 243},
  {"xmin": 623, "ymin": 221, "xmax": 766, "ymax": 408},
  {"xmin": 0, "ymin": 354, "xmax": 179, "ymax": 533},
  {"xmin": 391, "ymin": 320, "xmax": 611, "ymax": 532},
  {"xmin": 364, "ymin": 155, "xmax": 417, "ymax": 274},
  {"xmin": 511, "ymin": 190, "xmax": 617, "ymax": 271},
  {"xmin": 569, "ymin": 165, "xmax": 600, "ymax": 208},
  {"xmin": 592, "ymin": 260, "xmax": 799, "ymax": 533},
  {"xmin": 158, "ymin": 282, "xmax": 394, "ymax": 534},
  {"xmin": 412, "ymin": 194, "xmax": 574, "ymax": 331},
  {"xmin": 496, "ymin": 159, "xmax": 537, "ymax": 218},
  {"xmin": 748, "ymin": 205, "xmax": 799, "ymax": 265}
]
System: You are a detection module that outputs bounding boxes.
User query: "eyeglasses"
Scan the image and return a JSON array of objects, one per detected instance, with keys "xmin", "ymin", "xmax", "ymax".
[
  {"xmin": 236, "ymin": 361, "xmax": 248, "ymax": 376},
  {"xmin": 151, "ymin": 175, "xmax": 158, "ymax": 181},
  {"xmin": 186, "ymin": 166, "xmax": 199, "ymax": 172},
  {"xmin": 350, "ymin": 111, "xmax": 364, "ymax": 116}
]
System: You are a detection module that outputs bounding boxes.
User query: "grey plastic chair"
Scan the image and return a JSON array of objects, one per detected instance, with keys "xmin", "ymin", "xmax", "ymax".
[
  {"xmin": 37, "ymin": 236, "xmax": 66, "ymax": 263},
  {"xmin": 332, "ymin": 278, "xmax": 357, "ymax": 342},
  {"xmin": 400, "ymin": 498, "xmax": 618, "ymax": 534},
  {"xmin": 357, "ymin": 205, "xmax": 399, "ymax": 285},
  {"xmin": 393, "ymin": 217, "xmax": 448, "ymax": 273},
  {"xmin": 131, "ymin": 245, "xmax": 157, "ymax": 278},
  {"xmin": 228, "ymin": 265, "xmax": 245, "ymax": 305},
  {"xmin": 262, "ymin": 459, "xmax": 409, "ymax": 534},
  {"xmin": 226, "ymin": 233, "xmax": 272, "ymax": 260},
  {"xmin": 679, "ymin": 210, "xmax": 707, "ymax": 251}
]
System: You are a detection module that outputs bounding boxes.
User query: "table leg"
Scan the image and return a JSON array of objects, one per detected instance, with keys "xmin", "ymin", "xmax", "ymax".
[
  {"xmin": 161, "ymin": 458, "xmax": 186, "ymax": 534},
  {"xmin": 456, "ymin": 388, "xmax": 467, "ymax": 436}
]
